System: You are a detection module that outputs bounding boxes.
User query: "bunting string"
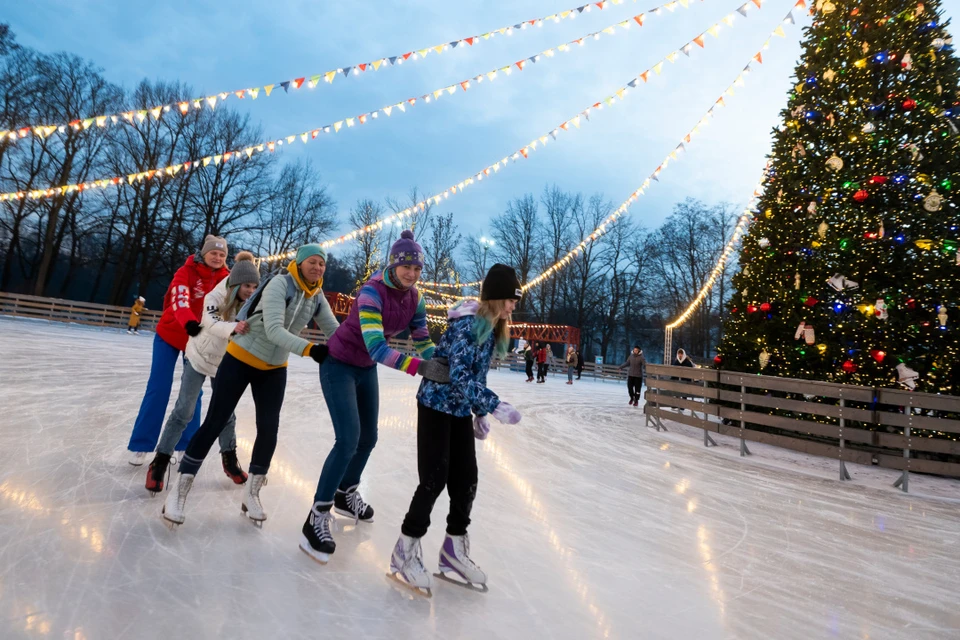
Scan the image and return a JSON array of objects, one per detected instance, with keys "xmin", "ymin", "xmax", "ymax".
[
  {"xmin": 0, "ymin": 0, "xmax": 728, "ymax": 202},
  {"xmin": 521, "ymin": 1, "xmax": 804, "ymax": 293},
  {"xmin": 1, "ymin": 0, "xmax": 699, "ymax": 143}
]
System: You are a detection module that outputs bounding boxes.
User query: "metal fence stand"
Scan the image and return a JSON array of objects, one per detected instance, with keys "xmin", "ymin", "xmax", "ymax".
[
  {"xmin": 893, "ymin": 401, "xmax": 913, "ymax": 493},
  {"xmin": 838, "ymin": 395, "xmax": 851, "ymax": 481},
  {"xmin": 739, "ymin": 381, "xmax": 751, "ymax": 457}
]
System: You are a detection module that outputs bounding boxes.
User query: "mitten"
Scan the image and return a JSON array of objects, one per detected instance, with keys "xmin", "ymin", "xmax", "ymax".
[
  {"xmin": 492, "ymin": 401, "xmax": 521, "ymax": 425},
  {"xmin": 473, "ymin": 415, "xmax": 491, "ymax": 440},
  {"xmin": 310, "ymin": 344, "xmax": 329, "ymax": 364},
  {"xmin": 185, "ymin": 320, "xmax": 202, "ymax": 337}
]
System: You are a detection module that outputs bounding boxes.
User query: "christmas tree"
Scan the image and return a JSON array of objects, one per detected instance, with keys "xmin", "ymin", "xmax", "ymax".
[{"xmin": 718, "ymin": 0, "xmax": 960, "ymax": 396}]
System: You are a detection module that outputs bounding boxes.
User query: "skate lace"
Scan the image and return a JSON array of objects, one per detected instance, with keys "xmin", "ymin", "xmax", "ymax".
[
  {"xmin": 250, "ymin": 476, "xmax": 267, "ymax": 508},
  {"xmin": 312, "ymin": 509, "xmax": 334, "ymax": 543},
  {"xmin": 455, "ymin": 535, "xmax": 481, "ymax": 572},
  {"xmin": 409, "ymin": 538, "xmax": 428, "ymax": 575},
  {"xmin": 348, "ymin": 490, "xmax": 368, "ymax": 523},
  {"xmin": 177, "ymin": 476, "xmax": 193, "ymax": 509}
]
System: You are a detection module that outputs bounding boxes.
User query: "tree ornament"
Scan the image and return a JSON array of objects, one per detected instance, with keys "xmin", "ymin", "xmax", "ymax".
[
  {"xmin": 901, "ymin": 51, "xmax": 914, "ymax": 70},
  {"xmin": 906, "ymin": 143, "xmax": 923, "ymax": 162},
  {"xmin": 794, "ymin": 273, "xmax": 801, "ymax": 290},
  {"xmin": 758, "ymin": 237, "xmax": 770, "ymax": 249},
  {"xmin": 915, "ymin": 239, "xmax": 933, "ymax": 250},
  {"xmin": 759, "ymin": 349, "xmax": 771, "ymax": 370},
  {"xmin": 875, "ymin": 299, "xmax": 889, "ymax": 320},
  {"xmin": 817, "ymin": 343, "xmax": 827, "ymax": 355},
  {"xmin": 827, "ymin": 274, "xmax": 859, "ymax": 291},
  {"xmin": 938, "ymin": 305, "xmax": 948, "ymax": 327},
  {"xmin": 897, "ymin": 363, "xmax": 919, "ymax": 390},
  {"xmin": 747, "ymin": 304, "xmax": 758, "ymax": 314},
  {"xmin": 862, "ymin": 122, "xmax": 876, "ymax": 134},
  {"xmin": 823, "ymin": 68, "xmax": 837, "ymax": 82},
  {"xmin": 714, "ymin": 355, "xmax": 723, "ymax": 366},
  {"xmin": 906, "ymin": 298, "xmax": 917, "ymax": 310},
  {"xmin": 804, "ymin": 296, "xmax": 819, "ymax": 307},
  {"xmin": 826, "ymin": 154, "xmax": 844, "ymax": 171},
  {"xmin": 853, "ymin": 189, "xmax": 869, "ymax": 203},
  {"xmin": 760, "ymin": 302, "xmax": 772, "ymax": 313},
  {"xmin": 879, "ymin": 222, "xmax": 885, "ymax": 238},
  {"xmin": 903, "ymin": 98, "xmax": 917, "ymax": 111},
  {"xmin": 807, "ymin": 201, "xmax": 817, "ymax": 216},
  {"xmin": 818, "ymin": 221, "xmax": 828, "ymax": 239},
  {"xmin": 923, "ymin": 190, "xmax": 942, "ymax": 212},
  {"xmin": 842, "ymin": 360, "xmax": 858, "ymax": 374},
  {"xmin": 870, "ymin": 349, "xmax": 886, "ymax": 363},
  {"xmin": 933, "ymin": 37, "xmax": 946, "ymax": 50}
]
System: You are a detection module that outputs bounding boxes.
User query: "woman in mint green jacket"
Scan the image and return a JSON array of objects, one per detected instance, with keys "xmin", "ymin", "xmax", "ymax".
[{"xmin": 163, "ymin": 244, "xmax": 339, "ymax": 527}]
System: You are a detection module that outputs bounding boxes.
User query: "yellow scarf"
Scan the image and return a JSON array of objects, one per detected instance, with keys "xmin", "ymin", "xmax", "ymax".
[{"xmin": 287, "ymin": 261, "xmax": 322, "ymax": 298}]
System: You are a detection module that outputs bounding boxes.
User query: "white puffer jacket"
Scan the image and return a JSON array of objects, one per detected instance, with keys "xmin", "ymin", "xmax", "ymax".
[{"xmin": 185, "ymin": 278, "xmax": 242, "ymax": 378}]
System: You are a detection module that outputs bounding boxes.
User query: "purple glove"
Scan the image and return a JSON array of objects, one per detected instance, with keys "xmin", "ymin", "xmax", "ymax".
[
  {"xmin": 473, "ymin": 415, "xmax": 491, "ymax": 440},
  {"xmin": 492, "ymin": 401, "xmax": 521, "ymax": 425}
]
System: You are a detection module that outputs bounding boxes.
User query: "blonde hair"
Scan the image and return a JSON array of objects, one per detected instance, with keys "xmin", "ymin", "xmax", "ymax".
[{"xmin": 474, "ymin": 300, "xmax": 512, "ymax": 357}]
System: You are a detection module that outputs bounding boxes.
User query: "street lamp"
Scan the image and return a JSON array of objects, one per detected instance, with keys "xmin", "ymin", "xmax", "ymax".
[{"xmin": 479, "ymin": 236, "xmax": 495, "ymax": 274}]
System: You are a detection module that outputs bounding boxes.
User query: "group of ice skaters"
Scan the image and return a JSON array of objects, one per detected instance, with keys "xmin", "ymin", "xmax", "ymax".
[{"xmin": 122, "ymin": 230, "xmax": 524, "ymax": 596}]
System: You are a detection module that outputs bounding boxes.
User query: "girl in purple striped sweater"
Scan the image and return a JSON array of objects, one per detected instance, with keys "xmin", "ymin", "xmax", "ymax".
[{"xmin": 300, "ymin": 230, "xmax": 448, "ymax": 564}]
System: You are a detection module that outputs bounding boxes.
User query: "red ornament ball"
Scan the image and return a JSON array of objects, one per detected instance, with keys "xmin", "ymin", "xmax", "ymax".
[
  {"xmin": 747, "ymin": 304, "xmax": 758, "ymax": 314},
  {"xmin": 853, "ymin": 189, "xmax": 869, "ymax": 202},
  {"xmin": 714, "ymin": 355, "xmax": 723, "ymax": 366},
  {"xmin": 869, "ymin": 175, "xmax": 888, "ymax": 185},
  {"xmin": 804, "ymin": 296, "xmax": 819, "ymax": 307},
  {"xmin": 842, "ymin": 360, "xmax": 858, "ymax": 373},
  {"xmin": 870, "ymin": 349, "xmax": 886, "ymax": 363},
  {"xmin": 760, "ymin": 302, "xmax": 772, "ymax": 312},
  {"xmin": 902, "ymin": 98, "xmax": 917, "ymax": 110},
  {"xmin": 906, "ymin": 298, "xmax": 917, "ymax": 310}
]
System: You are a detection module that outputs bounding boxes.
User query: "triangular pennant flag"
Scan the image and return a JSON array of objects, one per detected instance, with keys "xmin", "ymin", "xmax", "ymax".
[
  {"xmin": 667, "ymin": 51, "xmax": 679, "ymax": 63},
  {"xmin": 433, "ymin": 45, "xmax": 444, "ymax": 54},
  {"xmin": 250, "ymin": 87, "xmax": 260, "ymax": 99},
  {"xmin": 264, "ymin": 85, "xmax": 275, "ymax": 97},
  {"xmin": 773, "ymin": 25, "xmax": 786, "ymax": 37},
  {"xmin": 516, "ymin": 60, "xmax": 526, "ymax": 70},
  {"xmin": 615, "ymin": 88, "xmax": 625, "ymax": 99},
  {"xmin": 202, "ymin": 157, "xmax": 212, "ymax": 167},
  {"xmin": 311, "ymin": 129, "xmax": 320, "ymax": 139},
  {"xmin": 372, "ymin": 59, "xmax": 383, "ymax": 70},
  {"xmin": 384, "ymin": 106, "xmax": 393, "ymax": 116},
  {"xmin": 784, "ymin": 12, "xmax": 795, "ymax": 24},
  {"xmin": 653, "ymin": 62, "xmax": 664, "ymax": 75},
  {"xmin": 520, "ymin": 148, "xmax": 529, "ymax": 159},
  {"xmin": 487, "ymin": 71, "xmax": 497, "ymax": 81},
  {"xmin": 402, "ymin": 52, "xmax": 412, "ymax": 60},
  {"xmin": 388, "ymin": 56, "xmax": 398, "ymax": 65},
  {"xmin": 582, "ymin": 110, "xmax": 590, "ymax": 121},
  {"xmin": 694, "ymin": 35, "xmax": 705, "ymax": 47},
  {"xmin": 640, "ymin": 71, "xmax": 650, "ymax": 82},
  {"xmin": 449, "ymin": 41, "xmax": 459, "ymax": 48},
  {"xmin": 465, "ymin": 37, "xmax": 475, "ymax": 46},
  {"xmin": 341, "ymin": 67, "xmax": 352, "ymax": 77},
  {"xmin": 83, "ymin": 118, "xmax": 95, "ymax": 129},
  {"xmin": 681, "ymin": 43, "xmax": 693, "ymax": 56},
  {"xmin": 280, "ymin": 81, "xmax": 291, "ymax": 93},
  {"xmin": 334, "ymin": 121, "xmax": 343, "ymax": 132},
  {"xmin": 627, "ymin": 79, "xmax": 638, "ymax": 88},
  {"xmin": 550, "ymin": 130, "xmax": 558, "ymax": 140},
  {"xmin": 434, "ymin": 89, "xmax": 443, "ymax": 99},
  {"xmin": 707, "ymin": 24, "xmax": 720, "ymax": 37},
  {"xmin": 446, "ymin": 86, "xmax": 456, "ymax": 95},
  {"xmin": 346, "ymin": 118, "xmax": 355, "ymax": 127},
  {"xmin": 245, "ymin": 147, "xmax": 255, "ymax": 157},
  {"xmin": 309, "ymin": 74, "xmax": 321, "ymax": 87},
  {"xmin": 205, "ymin": 96, "xmax": 217, "ymax": 109},
  {"xmin": 358, "ymin": 115, "xmax": 367, "ymax": 125},
  {"xmin": 213, "ymin": 156, "xmax": 222, "ymax": 166},
  {"xmin": 751, "ymin": 0, "xmax": 761, "ymax": 7},
  {"xmin": 235, "ymin": 90, "xmax": 245, "ymax": 99},
  {"xmin": 571, "ymin": 116, "xmax": 581, "ymax": 128},
  {"xmin": 754, "ymin": 52, "xmax": 763, "ymax": 64},
  {"xmin": 324, "ymin": 71, "xmax": 336, "ymax": 84},
  {"xmin": 737, "ymin": 3, "xmax": 749, "ymax": 16},
  {"xmin": 634, "ymin": 14, "xmax": 645, "ymax": 26},
  {"xmin": 358, "ymin": 63, "xmax": 367, "ymax": 72},
  {"xmin": 300, "ymin": 133, "xmax": 308, "ymax": 143},
  {"xmin": 460, "ymin": 81, "xmax": 470, "ymax": 91}
]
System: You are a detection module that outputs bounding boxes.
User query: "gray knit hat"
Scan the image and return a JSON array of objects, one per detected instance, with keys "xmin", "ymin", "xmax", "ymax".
[
  {"xmin": 228, "ymin": 251, "xmax": 260, "ymax": 287},
  {"xmin": 200, "ymin": 234, "xmax": 228, "ymax": 258}
]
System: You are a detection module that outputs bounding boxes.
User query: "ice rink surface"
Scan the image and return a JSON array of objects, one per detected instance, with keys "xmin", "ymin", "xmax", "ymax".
[{"xmin": 1, "ymin": 317, "xmax": 959, "ymax": 640}]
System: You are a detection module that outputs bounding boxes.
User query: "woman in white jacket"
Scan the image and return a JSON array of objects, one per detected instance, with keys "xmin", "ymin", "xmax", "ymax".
[{"xmin": 145, "ymin": 252, "xmax": 261, "ymax": 494}]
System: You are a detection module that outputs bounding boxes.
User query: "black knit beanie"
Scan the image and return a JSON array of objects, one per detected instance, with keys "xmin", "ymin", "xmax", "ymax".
[{"xmin": 481, "ymin": 263, "xmax": 522, "ymax": 301}]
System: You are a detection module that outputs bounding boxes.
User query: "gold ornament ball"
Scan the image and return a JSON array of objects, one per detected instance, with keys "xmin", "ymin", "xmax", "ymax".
[
  {"xmin": 826, "ymin": 154, "xmax": 844, "ymax": 171},
  {"xmin": 924, "ymin": 191, "xmax": 943, "ymax": 212}
]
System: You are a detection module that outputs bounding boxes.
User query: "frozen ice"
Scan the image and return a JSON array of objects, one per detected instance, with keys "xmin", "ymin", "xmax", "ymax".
[{"xmin": 1, "ymin": 317, "xmax": 960, "ymax": 639}]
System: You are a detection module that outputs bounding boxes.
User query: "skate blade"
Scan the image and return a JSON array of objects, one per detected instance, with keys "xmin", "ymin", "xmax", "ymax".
[
  {"xmin": 434, "ymin": 571, "xmax": 489, "ymax": 593},
  {"xmin": 385, "ymin": 572, "xmax": 432, "ymax": 598},
  {"xmin": 299, "ymin": 541, "xmax": 330, "ymax": 565},
  {"xmin": 240, "ymin": 504, "xmax": 266, "ymax": 526},
  {"xmin": 333, "ymin": 507, "xmax": 374, "ymax": 523},
  {"xmin": 160, "ymin": 508, "xmax": 183, "ymax": 529}
]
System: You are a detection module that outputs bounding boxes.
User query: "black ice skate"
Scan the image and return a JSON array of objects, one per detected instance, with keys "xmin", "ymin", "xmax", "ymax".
[
  {"xmin": 145, "ymin": 453, "xmax": 172, "ymax": 494},
  {"xmin": 300, "ymin": 502, "xmax": 336, "ymax": 564},
  {"xmin": 334, "ymin": 484, "xmax": 374, "ymax": 523},
  {"xmin": 220, "ymin": 450, "xmax": 248, "ymax": 485}
]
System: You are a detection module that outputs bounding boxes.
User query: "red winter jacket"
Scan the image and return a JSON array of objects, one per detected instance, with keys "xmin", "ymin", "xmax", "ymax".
[
  {"xmin": 536, "ymin": 348, "xmax": 548, "ymax": 364},
  {"xmin": 155, "ymin": 255, "xmax": 230, "ymax": 352}
]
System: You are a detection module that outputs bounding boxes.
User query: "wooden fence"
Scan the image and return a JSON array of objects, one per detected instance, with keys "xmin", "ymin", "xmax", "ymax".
[{"xmin": 644, "ymin": 363, "xmax": 960, "ymax": 490}]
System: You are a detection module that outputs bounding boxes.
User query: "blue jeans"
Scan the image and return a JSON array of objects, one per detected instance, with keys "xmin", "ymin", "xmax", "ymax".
[
  {"xmin": 127, "ymin": 333, "xmax": 202, "ymax": 453},
  {"xmin": 313, "ymin": 356, "xmax": 379, "ymax": 503},
  {"xmin": 156, "ymin": 358, "xmax": 236, "ymax": 456}
]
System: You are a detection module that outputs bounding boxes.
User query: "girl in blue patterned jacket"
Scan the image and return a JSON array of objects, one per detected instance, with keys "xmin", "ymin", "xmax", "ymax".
[{"xmin": 388, "ymin": 264, "xmax": 523, "ymax": 595}]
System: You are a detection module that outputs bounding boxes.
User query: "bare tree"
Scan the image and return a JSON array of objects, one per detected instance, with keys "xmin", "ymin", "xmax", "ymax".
[
  {"xmin": 422, "ymin": 211, "xmax": 461, "ymax": 284},
  {"xmin": 490, "ymin": 194, "xmax": 540, "ymax": 311},
  {"xmin": 386, "ymin": 186, "xmax": 432, "ymax": 241},
  {"xmin": 346, "ymin": 199, "xmax": 386, "ymax": 290}
]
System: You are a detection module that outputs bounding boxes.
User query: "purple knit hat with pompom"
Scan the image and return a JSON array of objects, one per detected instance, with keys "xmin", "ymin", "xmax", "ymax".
[{"xmin": 387, "ymin": 230, "xmax": 425, "ymax": 270}]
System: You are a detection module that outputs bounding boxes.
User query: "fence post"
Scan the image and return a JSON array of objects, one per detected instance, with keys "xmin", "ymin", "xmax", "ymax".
[
  {"xmin": 739, "ymin": 379, "xmax": 751, "ymax": 457},
  {"xmin": 893, "ymin": 397, "xmax": 912, "ymax": 493},
  {"xmin": 702, "ymin": 374, "xmax": 716, "ymax": 447},
  {"xmin": 838, "ymin": 394, "xmax": 851, "ymax": 481}
]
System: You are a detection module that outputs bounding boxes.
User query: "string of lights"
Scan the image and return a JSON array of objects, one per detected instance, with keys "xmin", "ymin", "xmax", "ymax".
[
  {"xmin": 0, "ymin": 0, "xmax": 736, "ymax": 203},
  {"xmin": 1, "ymin": 0, "xmax": 674, "ymax": 142},
  {"xmin": 520, "ymin": 1, "xmax": 803, "ymax": 295}
]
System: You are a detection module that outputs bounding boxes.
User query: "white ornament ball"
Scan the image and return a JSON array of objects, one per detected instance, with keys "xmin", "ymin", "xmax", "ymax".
[
  {"xmin": 758, "ymin": 237, "xmax": 771, "ymax": 249},
  {"xmin": 826, "ymin": 154, "xmax": 844, "ymax": 171},
  {"xmin": 862, "ymin": 122, "xmax": 876, "ymax": 134}
]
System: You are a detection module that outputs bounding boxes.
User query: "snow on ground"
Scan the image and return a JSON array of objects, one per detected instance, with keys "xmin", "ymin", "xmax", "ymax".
[{"xmin": 1, "ymin": 316, "xmax": 959, "ymax": 640}]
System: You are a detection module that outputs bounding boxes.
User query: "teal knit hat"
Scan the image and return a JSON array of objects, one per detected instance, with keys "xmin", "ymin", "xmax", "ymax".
[{"xmin": 295, "ymin": 243, "xmax": 326, "ymax": 264}]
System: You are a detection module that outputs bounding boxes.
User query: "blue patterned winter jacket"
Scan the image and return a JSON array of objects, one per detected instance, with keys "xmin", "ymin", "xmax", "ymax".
[{"xmin": 417, "ymin": 300, "xmax": 501, "ymax": 418}]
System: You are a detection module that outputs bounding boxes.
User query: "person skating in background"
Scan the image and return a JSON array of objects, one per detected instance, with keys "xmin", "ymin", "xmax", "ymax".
[
  {"xmin": 127, "ymin": 296, "xmax": 146, "ymax": 334},
  {"xmin": 675, "ymin": 348, "xmax": 696, "ymax": 368},
  {"xmin": 126, "ymin": 235, "xmax": 230, "ymax": 467},
  {"xmin": 536, "ymin": 343, "xmax": 548, "ymax": 383},
  {"xmin": 565, "ymin": 346, "xmax": 578, "ymax": 385},
  {"xmin": 300, "ymin": 230, "xmax": 449, "ymax": 564},
  {"xmin": 575, "ymin": 347, "xmax": 584, "ymax": 380},
  {"xmin": 145, "ymin": 252, "xmax": 260, "ymax": 494},
  {"xmin": 524, "ymin": 342, "xmax": 535, "ymax": 382},
  {"xmin": 162, "ymin": 244, "xmax": 339, "ymax": 527},
  {"xmin": 388, "ymin": 263, "xmax": 523, "ymax": 595},
  {"xmin": 619, "ymin": 346, "xmax": 646, "ymax": 407}
]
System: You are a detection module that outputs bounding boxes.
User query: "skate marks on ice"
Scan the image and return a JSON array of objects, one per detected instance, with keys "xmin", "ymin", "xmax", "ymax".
[{"xmin": 432, "ymin": 571, "xmax": 488, "ymax": 594}]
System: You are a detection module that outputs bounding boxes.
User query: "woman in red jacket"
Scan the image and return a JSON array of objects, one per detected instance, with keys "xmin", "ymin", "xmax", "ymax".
[{"xmin": 126, "ymin": 235, "xmax": 231, "ymax": 466}]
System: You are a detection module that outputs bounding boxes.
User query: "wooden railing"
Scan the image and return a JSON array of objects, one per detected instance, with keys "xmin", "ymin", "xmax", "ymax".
[
  {"xmin": 0, "ymin": 291, "xmax": 164, "ymax": 329},
  {"xmin": 644, "ymin": 363, "xmax": 960, "ymax": 490}
]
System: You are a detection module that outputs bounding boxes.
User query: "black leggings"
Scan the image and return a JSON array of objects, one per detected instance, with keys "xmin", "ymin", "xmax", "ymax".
[
  {"xmin": 525, "ymin": 361, "xmax": 534, "ymax": 378},
  {"xmin": 628, "ymin": 376, "xmax": 643, "ymax": 401},
  {"xmin": 401, "ymin": 403, "xmax": 478, "ymax": 538},
  {"xmin": 180, "ymin": 353, "xmax": 287, "ymax": 476}
]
